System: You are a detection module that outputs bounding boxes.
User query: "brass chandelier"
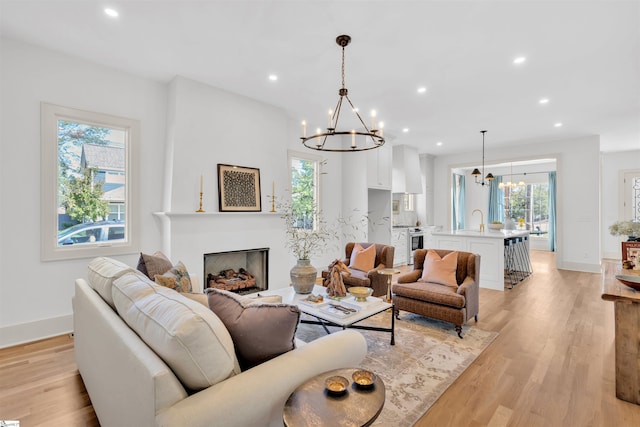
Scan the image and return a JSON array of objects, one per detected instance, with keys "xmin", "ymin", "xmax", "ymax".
[{"xmin": 301, "ymin": 35, "xmax": 385, "ymax": 152}]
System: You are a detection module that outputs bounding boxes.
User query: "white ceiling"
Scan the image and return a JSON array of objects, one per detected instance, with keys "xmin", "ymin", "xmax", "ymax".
[{"xmin": 1, "ymin": 0, "xmax": 639, "ymax": 156}]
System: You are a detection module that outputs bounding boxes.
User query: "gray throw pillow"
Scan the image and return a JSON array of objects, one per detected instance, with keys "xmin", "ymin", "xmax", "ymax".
[
  {"xmin": 206, "ymin": 288, "xmax": 300, "ymax": 370},
  {"xmin": 137, "ymin": 251, "xmax": 173, "ymax": 280}
]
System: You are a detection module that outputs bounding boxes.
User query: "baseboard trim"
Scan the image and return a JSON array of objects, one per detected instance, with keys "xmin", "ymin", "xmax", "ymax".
[
  {"xmin": 558, "ymin": 261, "xmax": 602, "ymax": 274},
  {"xmin": 0, "ymin": 314, "xmax": 73, "ymax": 349}
]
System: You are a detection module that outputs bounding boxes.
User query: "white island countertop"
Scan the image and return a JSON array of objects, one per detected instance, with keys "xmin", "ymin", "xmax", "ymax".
[{"xmin": 432, "ymin": 229, "xmax": 530, "ymax": 239}]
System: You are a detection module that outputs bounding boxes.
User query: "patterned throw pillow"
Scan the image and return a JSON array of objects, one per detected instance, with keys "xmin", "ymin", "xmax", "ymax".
[
  {"xmin": 137, "ymin": 251, "xmax": 173, "ymax": 280},
  {"xmin": 349, "ymin": 243, "xmax": 376, "ymax": 272},
  {"xmin": 155, "ymin": 261, "xmax": 193, "ymax": 293},
  {"xmin": 420, "ymin": 250, "xmax": 458, "ymax": 287}
]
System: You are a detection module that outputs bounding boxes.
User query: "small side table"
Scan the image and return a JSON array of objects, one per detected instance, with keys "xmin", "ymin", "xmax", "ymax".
[
  {"xmin": 283, "ymin": 368, "xmax": 385, "ymax": 427},
  {"xmin": 378, "ymin": 268, "xmax": 400, "ymax": 303}
]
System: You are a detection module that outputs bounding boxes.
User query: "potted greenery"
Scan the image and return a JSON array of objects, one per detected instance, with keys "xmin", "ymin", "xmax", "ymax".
[
  {"xmin": 280, "ymin": 200, "xmax": 336, "ymax": 294},
  {"xmin": 609, "ymin": 220, "xmax": 640, "ymax": 242}
]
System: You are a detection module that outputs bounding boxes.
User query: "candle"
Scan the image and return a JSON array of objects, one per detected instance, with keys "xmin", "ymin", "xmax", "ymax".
[
  {"xmin": 379, "ymin": 121, "xmax": 384, "ymax": 138},
  {"xmin": 272, "ymin": 180, "xmax": 275, "ymax": 196},
  {"xmin": 328, "ymin": 109, "xmax": 333, "ymax": 128},
  {"xmin": 351, "ymin": 130, "xmax": 356, "ymax": 148},
  {"xmin": 200, "ymin": 175, "xmax": 203, "ymax": 193},
  {"xmin": 371, "ymin": 110, "xmax": 377, "ymax": 129},
  {"xmin": 301, "ymin": 120, "xmax": 306, "ymax": 137}
]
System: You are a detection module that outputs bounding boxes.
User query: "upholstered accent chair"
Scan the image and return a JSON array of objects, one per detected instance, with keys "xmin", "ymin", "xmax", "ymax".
[
  {"xmin": 392, "ymin": 249, "xmax": 480, "ymax": 338},
  {"xmin": 321, "ymin": 242, "xmax": 395, "ymax": 297}
]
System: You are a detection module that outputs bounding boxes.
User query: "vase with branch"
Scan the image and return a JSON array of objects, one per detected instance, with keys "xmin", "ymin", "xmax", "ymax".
[{"xmin": 609, "ymin": 220, "xmax": 640, "ymax": 242}]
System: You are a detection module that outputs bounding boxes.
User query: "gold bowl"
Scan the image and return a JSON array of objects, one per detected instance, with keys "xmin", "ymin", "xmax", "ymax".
[
  {"xmin": 349, "ymin": 287, "xmax": 373, "ymax": 302},
  {"xmin": 352, "ymin": 369, "xmax": 376, "ymax": 388},
  {"xmin": 325, "ymin": 375, "xmax": 349, "ymax": 394}
]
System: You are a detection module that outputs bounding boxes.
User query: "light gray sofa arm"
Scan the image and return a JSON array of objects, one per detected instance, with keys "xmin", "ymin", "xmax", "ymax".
[{"xmin": 156, "ymin": 329, "xmax": 367, "ymax": 427}]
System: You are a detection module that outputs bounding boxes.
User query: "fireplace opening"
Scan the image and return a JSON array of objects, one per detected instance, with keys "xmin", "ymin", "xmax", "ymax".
[{"xmin": 204, "ymin": 248, "xmax": 268, "ymax": 295}]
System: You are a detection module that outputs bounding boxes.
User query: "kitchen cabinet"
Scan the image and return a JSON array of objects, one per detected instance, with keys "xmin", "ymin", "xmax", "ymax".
[
  {"xmin": 367, "ymin": 144, "xmax": 391, "ymax": 190},
  {"xmin": 391, "ymin": 228, "xmax": 408, "ymax": 266}
]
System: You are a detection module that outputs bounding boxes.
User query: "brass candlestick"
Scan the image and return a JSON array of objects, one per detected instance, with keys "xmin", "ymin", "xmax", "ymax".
[
  {"xmin": 196, "ymin": 192, "xmax": 205, "ymax": 212},
  {"xmin": 270, "ymin": 193, "xmax": 276, "ymax": 213}
]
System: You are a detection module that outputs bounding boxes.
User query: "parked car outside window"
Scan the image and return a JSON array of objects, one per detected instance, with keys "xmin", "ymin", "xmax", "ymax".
[{"xmin": 57, "ymin": 221, "xmax": 125, "ymax": 246}]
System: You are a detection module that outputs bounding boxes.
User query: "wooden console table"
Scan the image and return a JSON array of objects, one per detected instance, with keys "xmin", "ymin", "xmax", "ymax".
[{"xmin": 601, "ymin": 262, "xmax": 640, "ymax": 405}]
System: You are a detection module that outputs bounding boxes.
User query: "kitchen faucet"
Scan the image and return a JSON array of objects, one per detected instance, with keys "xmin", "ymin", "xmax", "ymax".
[{"xmin": 472, "ymin": 209, "xmax": 485, "ymax": 232}]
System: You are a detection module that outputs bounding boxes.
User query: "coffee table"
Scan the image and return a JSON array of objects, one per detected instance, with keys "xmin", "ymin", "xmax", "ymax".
[
  {"xmin": 283, "ymin": 367, "xmax": 385, "ymax": 427},
  {"xmin": 254, "ymin": 285, "xmax": 395, "ymax": 345}
]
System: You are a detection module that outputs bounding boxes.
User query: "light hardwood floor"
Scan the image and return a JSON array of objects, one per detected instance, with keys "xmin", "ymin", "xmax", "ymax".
[{"xmin": 1, "ymin": 251, "xmax": 639, "ymax": 426}]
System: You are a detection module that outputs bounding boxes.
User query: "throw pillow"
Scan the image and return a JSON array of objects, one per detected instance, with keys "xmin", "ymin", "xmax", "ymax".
[
  {"xmin": 155, "ymin": 261, "xmax": 193, "ymax": 292},
  {"xmin": 137, "ymin": 251, "xmax": 173, "ymax": 280},
  {"xmin": 349, "ymin": 243, "xmax": 376, "ymax": 272},
  {"xmin": 112, "ymin": 272, "xmax": 240, "ymax": 391},
  {"xmin": 420, "ymin": 250, "xmax": 459, "ymax": 287},
  {"xmin": 206, "ymin": 288, "xmax": 300, "ymax": 371},
  {"xmin": 87, "ymin": 257, "xmax": 139, "ymax": 309}
]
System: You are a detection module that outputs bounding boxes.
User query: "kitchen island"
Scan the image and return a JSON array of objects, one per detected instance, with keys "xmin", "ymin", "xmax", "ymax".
[{"xmin": 431, "ymin": 229, "xmax": 531, "ymax": 291}]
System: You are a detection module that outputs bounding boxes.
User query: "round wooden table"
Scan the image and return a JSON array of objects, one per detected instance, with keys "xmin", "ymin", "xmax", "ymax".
[{"xmin": 283, "ymin": 368, "xmax": 385, "ymax": 427}]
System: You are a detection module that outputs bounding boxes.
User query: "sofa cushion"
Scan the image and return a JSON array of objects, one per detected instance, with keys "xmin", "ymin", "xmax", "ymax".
[
  {"xmin": 393, "ymin": 281, "xmax": 466, "ymax": 309},
  {"xmin": 206, "ymin": 288, "xmax": 300, "ymax": 371},
  {"xmin": 88, "ymin": 257, "xmax": 139, "ymax": 309},
  {"xmin": 155, "ymin": 261, "xmax": 193, "ymax": 292},
  {"xmin": 137, "ymin": 251, "xmax": 173, "ymax": 280},
  {"xmin": 112, "ymin": 272, "xmax": 240, "ymax": 391},
  {"xmin": 349, "ymin": 243, "xmax": 376, "ymax": 272},
  {"xmin": 420, "ymin": 250, "xmax": 458, "ymax": 287}
]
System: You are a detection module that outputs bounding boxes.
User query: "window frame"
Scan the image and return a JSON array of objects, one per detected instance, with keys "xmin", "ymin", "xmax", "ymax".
[
  {"xmin": 40, "ymin": 103, "xmax": 140, "ymax": 261},
  {"xmin": 287, "ymin": 150, "xmax": 321, "ymax": 230},
  {"xmin": 620, "ymin": 169, "xmax": 640, "ymax": 222}
]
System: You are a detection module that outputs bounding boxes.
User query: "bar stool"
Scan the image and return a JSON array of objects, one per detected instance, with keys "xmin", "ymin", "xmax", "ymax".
[{"xmin": 504, "ymin": 238, "xmax": 518, "ymax": 288}]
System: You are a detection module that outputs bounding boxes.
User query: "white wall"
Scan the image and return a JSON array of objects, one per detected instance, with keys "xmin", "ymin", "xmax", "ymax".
[
  {"xmin": 0, "ymin": 39, "xmax": 167, "ymax": 346},
  {"xmin": 0, "ymin": 41, "xmax": 350, "ymax": 347},
  {"xmin": 602, "ymin": 150, "xmax": 640, "ymax": 259},
  {"xmin": 432, "ymin": 135, "xmax": 602, "ymax": 273}
]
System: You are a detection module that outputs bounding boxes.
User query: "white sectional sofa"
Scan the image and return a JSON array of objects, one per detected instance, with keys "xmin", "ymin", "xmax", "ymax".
[{"xmin": 73, "ymin": 257, "xmax": 368, "ymax": 427}]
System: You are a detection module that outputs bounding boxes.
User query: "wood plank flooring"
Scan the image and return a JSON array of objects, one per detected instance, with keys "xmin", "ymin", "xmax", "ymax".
[{"xmin": 1, "ymin": 251, "xmax": 640, "ymax": 426}]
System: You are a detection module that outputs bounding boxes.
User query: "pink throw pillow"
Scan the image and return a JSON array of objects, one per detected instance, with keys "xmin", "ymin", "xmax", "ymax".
[
  {"xmin": 420, "ymin": 250, "xmax": 458, "ymax": 286},
  {"xmin": 349, "ymin": 243, "xmax": 376, "ymax": 272}
]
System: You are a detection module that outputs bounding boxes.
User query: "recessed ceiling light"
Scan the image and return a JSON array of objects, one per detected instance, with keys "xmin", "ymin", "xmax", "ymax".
[
  {"xmin": 513, "ymin": 56, "xmax": 526, "ymax": 64},
  {"xmin": 104, "ymin": 8, "xmax": 119, "ymax": 17},
  {"xmin": 436, "ymin": 141, "xmax": 443, "ymax": 146},
  {"xmin": 268, "ymin": 74, "xmax": 278, "ymax": 81},
  {"xmin": 417, "ymin": 87, "xmax": 427, "ymax": 94},
  {"xmin": 554, "ymin": 122, "xmax": 563, "ymax": 127},
  {"xmin": 402, "ymin": 128, "xmax": 409, "ymax": 133},
  {"xmin": 539, "ymin": 98, "xmax": 549, "ymax": 104}
]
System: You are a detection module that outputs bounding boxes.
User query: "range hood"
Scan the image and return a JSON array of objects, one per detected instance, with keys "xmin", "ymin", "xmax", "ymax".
[{"xmin": 392, "ymin": 145, "xmax": 422, "ymax": 194}]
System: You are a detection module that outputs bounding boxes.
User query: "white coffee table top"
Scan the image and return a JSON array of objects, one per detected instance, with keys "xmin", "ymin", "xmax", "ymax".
[{"xmin": 254, "ymin": 285, "xmax": 391, "ymax": 327}]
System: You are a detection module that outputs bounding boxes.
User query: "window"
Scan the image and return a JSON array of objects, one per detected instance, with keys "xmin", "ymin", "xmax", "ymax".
[
  {"xmin": 41, "ymin": 103, "xmax": 139, "ymax": 260},
  {"xmin": 288, "ymin": 151, "xmax": 320, "ymax": 230},
  {"xmin": 622, "ymin": 170, "xmax": 640, "ymax": 222},
  {"xmin": 505, "ymin": 183, "xmax": 550, "ymax": 236},
  {"xmin": 403, "ymin": 194, "xmax": 415, "ymax": 211}
]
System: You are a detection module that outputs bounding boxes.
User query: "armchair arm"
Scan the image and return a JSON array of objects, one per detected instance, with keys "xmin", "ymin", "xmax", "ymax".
[
  {"xmin": 457, "ymin": 276, "xmax": 479, "ymax": 321},
  {"xmin": 397, "ymin": 270, "xmax": 422, "ymax": 284},
  {"xmin": 365, "ymin": 265, "xmax": 388, "ymax": 297}
]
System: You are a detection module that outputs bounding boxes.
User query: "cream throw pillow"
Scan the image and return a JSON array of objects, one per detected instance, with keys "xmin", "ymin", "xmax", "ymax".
[
  {"xmin": 349, "ymin": 243, "xmax": 376, "ymax": 272},
  {"xmin": 420, "ymin": 250, "xmax": 458, "ymax": 287},
  {"xmin": 112, "ymin": 272, "xmax": 240, "ymax": 391}
]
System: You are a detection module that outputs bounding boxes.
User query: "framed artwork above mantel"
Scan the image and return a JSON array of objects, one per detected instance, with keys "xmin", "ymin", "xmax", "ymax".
[{"xmin": 217, "ymin": 163, "xmax": 262, "ymax": 212}]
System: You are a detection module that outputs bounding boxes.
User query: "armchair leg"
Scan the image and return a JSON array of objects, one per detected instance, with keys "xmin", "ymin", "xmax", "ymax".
[
  {"xmin": 455, "ymin": 325, "xmax": 463, "ymax": 339},
  {"xmin": 474, "ymin": 314, "xmax": 478, "ymax": 322},
  {"xmin": 393, "ymin": 308, "xmax": 400, "ymax": 320}
]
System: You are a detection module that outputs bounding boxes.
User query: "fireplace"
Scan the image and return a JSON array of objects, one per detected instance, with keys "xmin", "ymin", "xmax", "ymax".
[{"xmin": 203, "ymin": 248, "xmax": 269, "ymax": 295}]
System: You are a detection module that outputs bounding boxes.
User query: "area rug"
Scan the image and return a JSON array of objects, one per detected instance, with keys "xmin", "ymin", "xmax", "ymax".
[{"xmin": 296, "ymin": 311, "xmax": 498, "ymax": 426}]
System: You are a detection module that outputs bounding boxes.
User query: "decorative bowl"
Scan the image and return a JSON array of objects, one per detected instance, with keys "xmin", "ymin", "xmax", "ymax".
[
  {"xmin": 352, "ymin": 369, "xmax": 376, "ymax": 388},
  {"xmin": 325, "ymin": 375, "xmax": 349, "ymax": 394},
  {"xmin": 349, "ymin": 287, "xmax": 373, "ymax": 302},
  {"xmin": 616, "ymin": 274, "xmax": 640, "ymax": 291},
  {"xmin": 488, "ymin": 223, "xmax": 502, "ymax": 230}
]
